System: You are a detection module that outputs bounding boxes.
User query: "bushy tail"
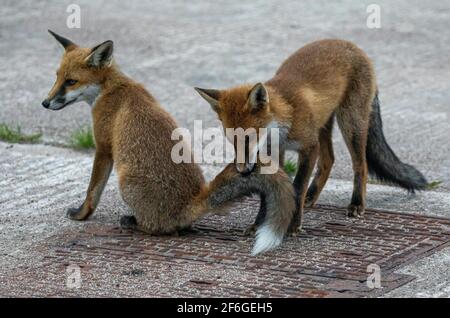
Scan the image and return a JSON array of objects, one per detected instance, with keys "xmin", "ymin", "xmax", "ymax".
[
  {"xmin": 196, "ymin": 164, "xmax": 295, "ymax": 255},
  {"xmin": 366, "ymin": 92, "xmax": 428, "ymax": 191},
  {"xmin": 248, "ymin": 171, "xmax": 295, "ymax": 255}
]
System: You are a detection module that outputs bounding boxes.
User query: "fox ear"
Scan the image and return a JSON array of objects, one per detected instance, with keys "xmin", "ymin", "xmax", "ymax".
[
  {"xmin": 248, "ymin": 83, "xmax": 269, "ymax": 112},
  {"xmin": 86, "ymin": 40, "xmax": 114, "ymax": 68},
  {"xmin": 48, "ymin": 30, "xmax": 77, "ymax": 51},
  {"xmin": 194, "ymin": 87, "xmax": 221, "ymax": 113}
]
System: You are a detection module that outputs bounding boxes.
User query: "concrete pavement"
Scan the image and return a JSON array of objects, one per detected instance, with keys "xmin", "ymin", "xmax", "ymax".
[
  {"xmin": 0, "ymin": 1, "xmax": 449, "ymax": 297},
  {"xmin": 0, "ymin": 142, "xmax": 449, "ymax": 297},
  {"xmin": 0, "ymin": 0, "xmax": 449, "ymax": 188}
]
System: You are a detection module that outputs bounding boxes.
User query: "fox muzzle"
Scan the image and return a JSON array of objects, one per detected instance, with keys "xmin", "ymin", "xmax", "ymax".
[
  {"xmin": 236, "ymin": 162, "xmax": 256, "ymax": 176},
  {"xmin": 41, "ymin": 99, "xmax": 50, "ymax": 109}
]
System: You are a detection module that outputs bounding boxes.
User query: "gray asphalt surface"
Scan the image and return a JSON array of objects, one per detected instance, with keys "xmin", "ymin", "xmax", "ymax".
[
  {"xmin": 1, "ymin": 0, "xmax": 449, "ymax": 189},
  {"xmin": 0, "ymin": 1, "xmax": 449, "ymax": 298}
]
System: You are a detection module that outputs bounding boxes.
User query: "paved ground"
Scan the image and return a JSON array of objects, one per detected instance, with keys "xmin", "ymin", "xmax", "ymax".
[
  {"xmin": 0, "ymin": 1, "xmax": 449, "ymax": 297},
  {"xmin": 0, "ymin": 142, "xmax": 449, "ymax": 297},
  {"xmin": 1, "ymin": 0, "xmax": 449, "ymax": 188},
  {"xmin": 1, "ymin": 204, "xmax": 449, "ymax": 297}
]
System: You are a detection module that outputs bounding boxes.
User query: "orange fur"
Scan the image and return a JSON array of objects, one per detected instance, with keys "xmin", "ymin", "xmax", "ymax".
[
  {"xmin": 43, "ymin": 31, "xmax": 297, "ymax": 249},
  {"xmin": 196, "ymin": 39, "xmax": 377, "ymax": 230}
]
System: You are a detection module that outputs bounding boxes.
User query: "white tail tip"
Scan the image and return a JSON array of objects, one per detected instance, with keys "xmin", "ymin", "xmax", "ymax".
[{"xmin": 251, "ymin": 224, "xmax": 283, "ymax": 256}]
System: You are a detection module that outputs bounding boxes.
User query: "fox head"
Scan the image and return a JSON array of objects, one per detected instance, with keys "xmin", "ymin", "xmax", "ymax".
[
  {"xmin": 195, "ymin": 83, "xmax": 289, "ymax": 175},
  {"xmin": 195, "ymin": 83, "xmax": 273, "ymax": 131},
  {"xmin": 42, "ymin": 30, "xmax": 114, "ymax": 110}
]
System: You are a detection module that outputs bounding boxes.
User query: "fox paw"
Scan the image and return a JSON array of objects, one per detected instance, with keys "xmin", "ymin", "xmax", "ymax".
[
  {"xmin": 177, "ymin": 226, "xmax": 199, "ymax": 236},
  {"xmin": 287, "ymin": 220, "xmax": 303, "ymax": 237},
  {"xmin": 288, "ymin": 227, "xmax": 303, "ymax": 237},
  {"xmin": 304, "ymin": 196, "xmax": 316, "ymax": 208},
  {"xmin": 347, "ymin": 204, "xmax": 365, "ymax": 218},
  {"xmin": 66, "ymin": 205, "xmax": 90, "ymax": 221},
  {"xmin": 120, "ymin": 215, "xmax": 137, "ymax": 230}
]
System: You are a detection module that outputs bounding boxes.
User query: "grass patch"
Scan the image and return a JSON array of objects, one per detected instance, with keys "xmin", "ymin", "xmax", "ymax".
[
  {"xmin": 369, "ymin": 178, "xmax": 442, "ymax": 190},
  {"xmin": 426, "ymin": 180, "xmax": 442, "ymax": 190},
  {"xmin": 70, "ymin": 126, "xmax": 95, "ymax": 149},
  {"xmin": 0, "ymin": 123, "xmax": 42, "ymax": 143},
  {"xmin": 283, "ymin": 159, "xmax": 297, "ymax": 176},
  {"xmin": 367, "ymin": 178, "xmax": 383, "ymax": 185}
]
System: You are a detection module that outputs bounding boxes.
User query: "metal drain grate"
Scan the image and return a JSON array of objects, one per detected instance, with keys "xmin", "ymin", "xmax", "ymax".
[{"xmin": 1, "ymin": 203, "xmax": 449, "ymax": 297}]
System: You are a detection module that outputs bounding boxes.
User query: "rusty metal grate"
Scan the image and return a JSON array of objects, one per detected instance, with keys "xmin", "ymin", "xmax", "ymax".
[{"xmin": 1, "ymin": 202, "xmax": 449, "ymax": 297}]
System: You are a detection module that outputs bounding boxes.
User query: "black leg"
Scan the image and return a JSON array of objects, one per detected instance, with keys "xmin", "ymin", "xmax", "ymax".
[
  {"xmin": 289, "ymin": 146, "xmax": 319, "ymax": 235},
  {"xmin": 245, "ymin": 193, "xmax": 267, "ymax": 235}
]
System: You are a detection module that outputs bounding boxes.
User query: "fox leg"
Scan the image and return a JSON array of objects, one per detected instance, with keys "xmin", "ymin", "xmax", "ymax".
[
  {"xmin": 67, "ymin": 151, "xmax": 113, "ymax": 220},
  {"xmin": 244, "ymin": 192, "xmax": 267, "ymax": 235},
  {"xmin": 336, "ymin": 106, "xmax": 371, "ymax": 217},
  {"xmin": 289, "ymin": 144, "xmax": 319, "ymax": 235},
  {"xmin": 305, "ymin": 116, "xmax": 335, "ymax": 207}
]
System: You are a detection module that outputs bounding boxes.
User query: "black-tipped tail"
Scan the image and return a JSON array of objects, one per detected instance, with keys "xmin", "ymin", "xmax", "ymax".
[{"xmin": 366, "ymin": 92, "xmax": 428, "ymax": 192}]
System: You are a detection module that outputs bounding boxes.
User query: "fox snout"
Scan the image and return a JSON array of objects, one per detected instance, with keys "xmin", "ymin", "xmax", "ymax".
[
  {"xmin": 42, "ymin": 82, "xmax": 68, "ymax": 110},
  {"xmin": 41, "ymin": 99, "xmax": 50, "ymax": 109},
  {"xmin": 41, "ymin": 94, "xmax": 68, "ymax": 111},
  {"xmin": 236, "ymin": 162, "xmax": 256, "ymax": 176}
]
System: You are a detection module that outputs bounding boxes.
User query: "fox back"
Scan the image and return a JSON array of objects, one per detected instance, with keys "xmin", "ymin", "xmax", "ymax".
[
  {"xmin": 43, "ymin": 31, "xmax": 205, "ymax": 234},
  {"xmin": 196, "ymin": 39, "xmax": 427, "ymax": 223}
]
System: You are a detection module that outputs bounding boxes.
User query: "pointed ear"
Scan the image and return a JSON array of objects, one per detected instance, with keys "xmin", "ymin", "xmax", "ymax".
[
  {"xmin": 48, "ymin": 30, "xmax": 77, "ymax": 51},
  {"xmin": 194, "ymin": 87, "xmax": 221, "ymax": 113},
  {"xmin": 248, "ymin": 83, "xmax": 269, "ymax": 112},
  {"xmin": 85, "ymin": 40, "xmax": 114, "ymax": 68}
]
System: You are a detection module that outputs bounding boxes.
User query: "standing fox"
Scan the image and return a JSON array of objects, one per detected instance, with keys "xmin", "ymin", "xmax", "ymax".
[
  {"xmin": 42, "ymin": 30, "xmax": 296, "ymax": 255},
  {"xmin": 196, "ymin": 39, "xmax": 428, "ymax": 233}
]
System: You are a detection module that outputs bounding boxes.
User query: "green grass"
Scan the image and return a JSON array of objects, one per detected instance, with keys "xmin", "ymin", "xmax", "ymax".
[
  {"xmin": 369, "ymin": 178, "xmax": 442, "ymax": 190},
  {"xmin": 426, "ymin": 180, "xmax": 442, "ymax": 190},
  {"xmin": 367, "ymin": 178, "xmax": 383, "ymax": 185},
  {"xmin": 283, "ymin": 159, "xmax": 297, "ymax": 176},
  {"xmin": 0, "ymin": 123, "xmax": 42, "ymax": 143},
  {"xmin": 70, "ymin": 126, "xmax": 95, "ymax": 149}
]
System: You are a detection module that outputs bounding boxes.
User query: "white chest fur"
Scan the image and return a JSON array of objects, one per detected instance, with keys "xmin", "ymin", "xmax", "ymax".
[{"xmin": 83, "ymin": 84, "xmax": 101, "ymax": 106}]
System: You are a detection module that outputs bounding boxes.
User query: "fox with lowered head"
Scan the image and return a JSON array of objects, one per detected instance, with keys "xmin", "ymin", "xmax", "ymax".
[{"xmin": 196, "ymin": 39, "xmax": 428, "ymax": 234}]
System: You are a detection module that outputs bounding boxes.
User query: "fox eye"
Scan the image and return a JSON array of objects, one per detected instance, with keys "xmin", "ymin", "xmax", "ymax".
[{"xmin": 65, "ymin": 79, "xmax": 78, "ymax": 86}]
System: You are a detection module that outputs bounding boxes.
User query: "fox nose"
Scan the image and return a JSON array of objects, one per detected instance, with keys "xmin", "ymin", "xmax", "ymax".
[
  {"xmin": 42, "ymin": 99, "xmax": 50, "ymax": 108},
  {"xmin": 236, "ymin": 162, "xmax": 256, "ymax": 176}
]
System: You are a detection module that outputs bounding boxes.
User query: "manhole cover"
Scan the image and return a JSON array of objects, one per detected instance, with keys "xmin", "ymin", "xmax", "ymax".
[{"xmin": 1, "ymin": 202, "xmax": 449, "ymax": 297}]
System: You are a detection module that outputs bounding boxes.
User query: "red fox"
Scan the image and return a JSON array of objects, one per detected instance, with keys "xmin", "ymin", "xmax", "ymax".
[
  {"xmin": 196, "ymin": 39, "xmax": 428, "ymax": 234},
  {"xmin": 42, "ymin": 30, "xmax": 296, "ymax": 255}
]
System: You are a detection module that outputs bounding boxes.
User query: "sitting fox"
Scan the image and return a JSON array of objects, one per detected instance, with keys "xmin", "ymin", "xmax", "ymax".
[
  {"xmin": 42, "ymin": 30, "xmax": 296, "ymax": 255},
  {"xmin": 196, "ymin": 39, "xmax": 428, "ymax": 234}
]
